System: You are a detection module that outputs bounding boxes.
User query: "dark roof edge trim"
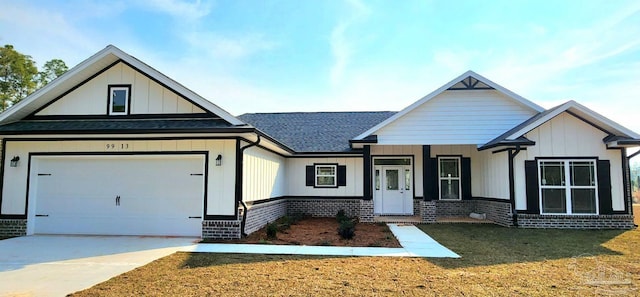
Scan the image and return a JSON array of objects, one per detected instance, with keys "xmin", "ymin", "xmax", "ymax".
[
  {"xmin": 0, "ymin": 127, "xmax": 255, "ymax": 135},
  {"xmin": 478, "ymin": 137, "xmax": 536, "ymax": 151},
  {"xmin": 349, "ymin": 135, "xmax": 378, "ymax": 144}
]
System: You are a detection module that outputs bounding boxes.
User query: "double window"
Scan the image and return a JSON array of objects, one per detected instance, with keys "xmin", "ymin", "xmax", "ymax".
[
  {"xmin": 108, "ymin": 85, "xmax": 130, "ymax": 115},
  {"xmin": 438, "ymin": 157, "xmax": 460, "ymax": 200},
  {"xmin": 538, "ymin": 160, "xmax": 598, "ymax": 214}
]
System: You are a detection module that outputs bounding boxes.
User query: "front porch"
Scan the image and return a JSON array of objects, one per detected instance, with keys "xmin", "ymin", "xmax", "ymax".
[{"xmin": 369, "ymin": 199, "xmax": 513, "ymax": 226}]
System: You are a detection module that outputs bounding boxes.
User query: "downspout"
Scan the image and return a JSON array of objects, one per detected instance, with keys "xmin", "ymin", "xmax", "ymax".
[
  {"xmin": 508, "ymin": 146, "xmax": 522, "ymax": 227},
  {"xmin": 237, "ymin": 135, "xmax": 261, "ymax": 237},
  {"xmin": 625, "ymin": 149, "xmax": 638, "ymax": 226}
]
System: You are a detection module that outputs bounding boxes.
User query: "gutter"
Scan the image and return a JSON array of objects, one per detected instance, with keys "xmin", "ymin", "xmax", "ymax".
[
  {"xmin": 237, "ymin": 135, "xmax": 261, "ymax": 237},
  {"xmin": 507, "ymin": 146, "xmax": 522, "ymax": 227}
]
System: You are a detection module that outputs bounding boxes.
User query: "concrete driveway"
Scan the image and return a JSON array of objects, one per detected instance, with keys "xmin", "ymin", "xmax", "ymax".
[{"xmin": 0, "ymin": 235, "xmax": 198, "ymax": 297}]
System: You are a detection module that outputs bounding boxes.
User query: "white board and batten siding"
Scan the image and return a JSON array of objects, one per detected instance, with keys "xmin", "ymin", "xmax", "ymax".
[
  {"xmin": 243, "ymin": 146, "xmax": 287, "ymax": 202},
  {"xmin": 429, "ymin": 145, "xmax": 510, "ymax": 200},
  {"xmin": 0, "ymin": 139, "xmax": 237, "ymax": 223},
  {"xmin": 287, "ymin": 158, "xmax": 363, "ymax": 197},
  {"xmin": 514, "ymin": 112, "xmax": 625, "ymax": 211},
  {"xmin": 375, "ymin": 90, "xmax": 537, "ymax": 145},
  {"xmin": 36, "ymin": 62, "xmax": 205, "ymax": 116}
]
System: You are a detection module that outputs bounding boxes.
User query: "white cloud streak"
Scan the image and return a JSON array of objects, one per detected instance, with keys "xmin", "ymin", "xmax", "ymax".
[{"xmin": 329, "ymin": 0, "xmax": 371, "ymax": 86}]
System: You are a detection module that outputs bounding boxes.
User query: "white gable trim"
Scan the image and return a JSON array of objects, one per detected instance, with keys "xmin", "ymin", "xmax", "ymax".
[
  {"xmin": 352, "ymin": 70, "xmax": 544, "ymax": 140},
  {"xmin": 504, "ymin": 100, "xmax": 640, "ymax": 141},
  {"xmin": 0, "ymin": 45, "xmax": 244, "ymax": 126}
]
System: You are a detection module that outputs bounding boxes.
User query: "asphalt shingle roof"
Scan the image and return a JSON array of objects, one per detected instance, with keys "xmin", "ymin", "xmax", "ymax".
[
  {"xmin": 0, "ymin": 118, "xmax": 242, "ymax": 134},
  {"xmin": 239, "ymin": 111, "xmax": 396, "ymax": 152}
]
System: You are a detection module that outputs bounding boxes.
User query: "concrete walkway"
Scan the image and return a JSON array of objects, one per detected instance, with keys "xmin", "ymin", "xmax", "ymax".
[
  {"xmin": 0, "ymin": 224, "xmax": 457, "ymax": 296},
  {"xmin": 183, "ymin": 223, "xmax": 460, "ymax": 258}
]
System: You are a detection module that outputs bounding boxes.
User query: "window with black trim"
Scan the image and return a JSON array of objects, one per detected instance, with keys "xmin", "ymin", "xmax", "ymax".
[
  {"xmin": 538, "ymin": 159, "xmax": 598, "ymax": 214},
  {"xmin": 438, "ymin": 157, "xmax": 461, "ymax": 200},
  {"xmin": 305, "ymin": 164, "xmax": 346, "ymax": 188},
  {"xmin": 109, "ymin": 85, "xmax": 130, "ymax": 115},
  {"xmin": 315, "ymin": 165, "xmax": 336, "ymax": 187}
]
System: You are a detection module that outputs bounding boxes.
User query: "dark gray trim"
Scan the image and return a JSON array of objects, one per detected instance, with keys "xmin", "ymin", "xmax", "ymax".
[
  {"xmin": 26, "ymin": 113, "xmax": 217, "ymax": 120},
  {"xmin": 235, "ymin": 137, "xmax": 261, "ymax": 235},
  {"xmin": 28, "ymin": 60, "xmax": 122, "ymax": 117},
  {"xmin": 621, "ymin": 149, "xmax": 631, "ymax": 215},
  {"xmin": 349, "ymin": 135, "xmax": 378, "ymax": 144},
  {"xmin": 291, "ymin": 151, "xmax": 363, "ymax": 155},
  {"xmin": 363, "ymin": 145, "xmax": 372, "ymax": 200},
  {"xmin": 507, "ymin": 146, "xmax": 523, "ymax": 226},
  {"xmin": 0, "ymin": 127, "xmax": 255, "ymax": 135},
  {"xmin": 0, "ymin": 138, "xmax": 7, "ymax": 217},
  {"xmin": 310, "ymin": 163, "xmax": 340, "ymax": 188},
  {"xmin": 565, "ymin": 110, "xmax": 612, "ymax": 136},
  {"xmin": 435, "ymin": 154, "xmax": 464, "ymax": 200},
  {"xmin": 480, "ymin": 137, "xmax": 535, "ymax": 151},
  {"xmin": 246, "ymin": 195, "xmax": 363, "ymax": 206},
  {"xmin": 472, "ymin": 196, "xmax": 511, "ymax": 203},
  {"xmin": 423, "ymin": 145, "xmax": 435, "ymax": 201},
  {"xmin": 118, "ymin": 59, "xmax": 216, "ymax": 118}
]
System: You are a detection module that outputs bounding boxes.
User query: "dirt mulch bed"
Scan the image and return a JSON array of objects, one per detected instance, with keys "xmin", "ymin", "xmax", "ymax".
[{"xmin": 215, "ymin": 217, "xmax": 401, "ymax": 248}]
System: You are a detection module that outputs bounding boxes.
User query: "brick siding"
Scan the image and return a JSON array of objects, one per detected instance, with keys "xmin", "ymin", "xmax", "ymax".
[
  {"xmin": 517, "ymin": 214, "xmax": 635, "ymax": 229},
  {"xmin": 0, "ymin": 219, "xmax": 27, "ymax": 237},
  {"xmin": 421, "ymin": 201, "xmax": 436, "ymax": 223},
  {"xmin": 435, "ymin": 199, "xmax": 513, "ymax": 226},
  {"xmin": 287, "ymin": 198, "xmax": 361, "ymax": 218},
  {"xmin": 244, "ymin": 200, "xmax": 287, "ymax": 235},
  {"xmin": 359, "ymin": 199, "xmax": 374, "ymax": 222},
  {"xmin": 202, "ymin": 220, "xmax": 241, "ymax": 239}
]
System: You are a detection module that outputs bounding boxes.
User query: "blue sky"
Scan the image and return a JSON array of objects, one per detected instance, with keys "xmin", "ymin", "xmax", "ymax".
[{"xmin": 1, "ymin": 0, "xmax": 640, "ymax": 133}]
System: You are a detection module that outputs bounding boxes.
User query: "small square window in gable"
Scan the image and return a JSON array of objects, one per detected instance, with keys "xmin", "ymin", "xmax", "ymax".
[{"xmin": 108, "ymin": 85, "xmax": 130, "ymax": 115}]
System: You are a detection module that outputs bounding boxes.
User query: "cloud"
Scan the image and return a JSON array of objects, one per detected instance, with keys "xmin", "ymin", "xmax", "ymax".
[
  {"xmin": 0, "ymin": 2, "xmax": 101, "ymax": 66},
  {"xmin": 183, "ymin": 31, "xmax": 278, "ymax": 60},
  {"xmin": 329, "ymin": 0, "xmax": 371, "ymax": 86},
  {"xmin": 135, "ymin": 0, "xmax": 213, "ymax": 20}
]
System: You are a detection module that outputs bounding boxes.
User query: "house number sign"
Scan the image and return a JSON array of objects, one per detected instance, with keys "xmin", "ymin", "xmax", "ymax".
[{"xmin": 105, "ymin": 143, "xmax": 131, "ymax": 150}]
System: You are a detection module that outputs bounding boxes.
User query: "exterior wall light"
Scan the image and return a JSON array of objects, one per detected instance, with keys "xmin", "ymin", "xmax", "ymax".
[
  {"xmin": 10, "ymin": 156, "xmax": 20, "ymax": 167},
  {"xmin": 216, "ymin": 154, "xmax": 222, "ymax": 166}
]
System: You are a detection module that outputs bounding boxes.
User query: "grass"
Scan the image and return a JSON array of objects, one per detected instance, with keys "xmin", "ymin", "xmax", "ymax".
[{"xmin": 70, "ymin": 205, "xmax": 640, "ymax": 296}]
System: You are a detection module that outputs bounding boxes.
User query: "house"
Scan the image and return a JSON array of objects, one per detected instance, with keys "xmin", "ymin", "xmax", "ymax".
[{"xmin": 0, "ymin": 45, "xmax": 636, "ymax": 239}]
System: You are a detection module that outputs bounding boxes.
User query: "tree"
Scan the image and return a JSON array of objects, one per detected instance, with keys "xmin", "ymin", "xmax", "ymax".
[
  {"xmin": 36, "ymin": 59, "xmax": 68, "ymax": 88},
  {"xmin": 0, "ymin": 45, "xmax": 38, "ymax": 111}
]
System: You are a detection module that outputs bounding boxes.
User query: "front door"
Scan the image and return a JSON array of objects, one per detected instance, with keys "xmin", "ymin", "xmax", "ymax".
[{"xmin": 373, "ymin": 158, "xmax": 413, "ymax": 215}]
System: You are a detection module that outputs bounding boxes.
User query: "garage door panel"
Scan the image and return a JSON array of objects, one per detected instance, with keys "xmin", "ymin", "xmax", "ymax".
[{"xmin": 31, "ymin": 155, "xmax": 204, "ymax": 237}]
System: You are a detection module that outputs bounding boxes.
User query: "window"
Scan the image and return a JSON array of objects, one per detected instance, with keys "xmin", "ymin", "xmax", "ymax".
[
  {"xmin": 538, "ymin": 160, "xmax": 598, "ymax": 214},
  {"xmin": 439, "ymin": 157, "xmax": 460, "ymax": 200},
  {"xmin": 315, "ymin": 165, "xmax": 336, "ymax": 187},
  {"xmin": 109, "ymin": 85, "xmax": 130, "ymax": 115}
]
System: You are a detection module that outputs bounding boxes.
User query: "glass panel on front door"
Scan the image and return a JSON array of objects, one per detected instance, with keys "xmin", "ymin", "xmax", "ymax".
[{"xmin": 386, "ymin": 169, "xmax": 399, "ymax": 190}]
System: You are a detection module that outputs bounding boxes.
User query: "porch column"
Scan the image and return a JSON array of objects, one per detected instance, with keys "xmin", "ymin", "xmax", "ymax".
[
  {"xmin": 422, "ymin": 145, "xmax": 434, "ymax": 201},
  {"xmin": 363, "ymin": 145, "xmax": 372, "ymax": 200}
]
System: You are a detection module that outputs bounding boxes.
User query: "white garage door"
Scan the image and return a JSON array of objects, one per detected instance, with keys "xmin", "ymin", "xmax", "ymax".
[{"xmin": 30, "ymin": 155, "xmax": 204, "ymax": 237}]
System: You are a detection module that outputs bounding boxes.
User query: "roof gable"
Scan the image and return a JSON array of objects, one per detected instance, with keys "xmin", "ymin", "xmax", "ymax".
[
  {"xmin": 481, "ymin": 100, "xmax": 640, "ymax": 150},
  {"xmin": 353, "ymin": 70, "xmax": 544, "ymax": 140},
  {"xmin": 0, "ymin": 45, "xmax": 244, "ymax": 125},
  {"xmin": 33, "ymin": 61, "xmax": 206, "ymax": 117}
]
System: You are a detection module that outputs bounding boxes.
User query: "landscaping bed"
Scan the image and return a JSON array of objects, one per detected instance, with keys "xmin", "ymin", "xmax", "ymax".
[{"xmin": 216, "ymin": 216, "xmax": 401, "ymax": 248}]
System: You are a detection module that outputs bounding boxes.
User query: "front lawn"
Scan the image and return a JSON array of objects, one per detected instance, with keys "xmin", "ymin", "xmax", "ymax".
[{"xmin": 70, "ymin": 206, "xmax": 640, "ymax": 296}]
